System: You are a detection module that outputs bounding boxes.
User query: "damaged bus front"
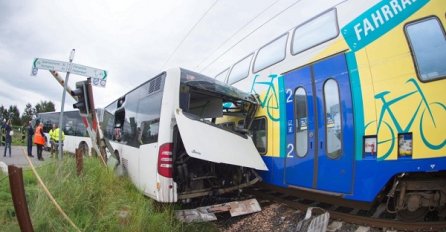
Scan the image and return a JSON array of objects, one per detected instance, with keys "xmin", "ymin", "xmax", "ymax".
[{"xmin": 102, "ymin": 68, "xmax": 267, "ymax": 202}]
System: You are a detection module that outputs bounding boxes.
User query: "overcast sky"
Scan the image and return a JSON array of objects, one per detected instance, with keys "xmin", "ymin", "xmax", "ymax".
[{"xmin": 0, "ymin": 0, "xmax": 329, "ymax": 113}]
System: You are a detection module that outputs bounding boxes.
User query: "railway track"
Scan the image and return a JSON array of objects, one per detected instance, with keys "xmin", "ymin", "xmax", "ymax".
[{"xmin": 246, "ymin": 183, "xmax": 446, "ymax": 231}]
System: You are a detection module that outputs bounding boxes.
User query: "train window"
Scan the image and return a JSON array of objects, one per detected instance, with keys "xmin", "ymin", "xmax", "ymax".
[
  {"xmin": 250, "ymin": 117, "xmax": 267, "ymax": 155},
  {"xmin": 323, "ymin": 79, "xmax": 342, "ymax": 159},
  {"xmin": 227, "ymin": 53, "xmax": 254, "ymax": 85},
  {"xmin": 237, "ymin": 119, "xmax": 245, "ymax": 129},
  {"xmin": 215, "ymin": 68, "xmax": 229, "ymax": 83},
  {"xmin": 253, "ymin": 33, "xmax": 288, "ymax": 73},
  {"xmin": 294, "ymin": 87, "xmax": 308, "ymax": 157},
  {"xmin": 291, "ymin": 9, "xmax": 338, "ymax": 55},
  {"xmin": 405, "ymin": 17, "xmax": 446, "ymax": 82},
  {"xmin": 220, "ymin": 122, "xmax": 235, "ymax": 130}
]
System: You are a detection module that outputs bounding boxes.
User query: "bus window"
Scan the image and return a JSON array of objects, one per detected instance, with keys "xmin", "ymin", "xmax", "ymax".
[
  {"xmin": 251, "ymin": 117, "xmax": 267, "ymax": 155},
  {"xmin": 137, "ymin": 76, "xmax": 165, "ymax": 145},
  {"xmin": 227, "ymin": 53, "xmax": 254, "ymax": 84},
  {"xmin": 324, "ymin": 79, "xmax": 342, "ymax": 159},
  {"xmin": 405, "ymin": 17, "xmax": 446, "ymax": 82},
  {"xmin": 188, "ymin": 93, "xmax": 223, "ymax": 118},
  {"xmin": 291, "ymin": 9, "xmax": 338, "ymax": 55},
  {"xmin": 253, "ymin": 33, "xmax": 288, "ymax": 73},
  {"xmin": 64, "ymin": 111, "xmax": 88, "ymax": 136},
  {"xmin": 37, "ymin": 111, "xmax": 89, "ymax": 137},
  {"xmin": 121, "ymin": 91, "xmax": 139, "ymax": 147},
  {"xmin": 113, "ymin": 97, "xmax": 126, "ymax": 142},
  {"xmin": 103, "ymin": 100, "xmax": 118, "ymax": 140},
  {"xmin": 215, "ymin": 68, "xmax": 229, "ymax": 83}
]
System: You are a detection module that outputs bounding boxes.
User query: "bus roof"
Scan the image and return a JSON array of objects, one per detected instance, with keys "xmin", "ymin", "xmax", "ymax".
[{"xmin": 104, "ymin": 67, "xmax": 257, "ymax": 109}]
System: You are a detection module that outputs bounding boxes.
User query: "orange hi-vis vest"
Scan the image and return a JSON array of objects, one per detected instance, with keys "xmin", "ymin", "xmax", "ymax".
[{"xmin": 34, "ymin": 125, "xmax": 45, "ymax": 145}]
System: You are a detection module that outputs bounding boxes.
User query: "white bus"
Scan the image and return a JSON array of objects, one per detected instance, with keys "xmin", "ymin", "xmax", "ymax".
[
  {"xmin": 37, "ymin": 110, "xmax": 94, "ymax": 154},
  {"xmin": 101, "ymin": 68, "xmax": 267, "ymax": 202}
]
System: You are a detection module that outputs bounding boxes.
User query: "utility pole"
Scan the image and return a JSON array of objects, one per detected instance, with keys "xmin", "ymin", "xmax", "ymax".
[{"xmin": 58, "ymin": 49, "xmax": 75, "ymax": 160}]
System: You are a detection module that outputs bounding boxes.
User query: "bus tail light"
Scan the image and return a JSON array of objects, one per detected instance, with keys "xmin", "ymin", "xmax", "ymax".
[{"xmin": 158, "ymin": 143, "xmax": 173, "ymax": 178}]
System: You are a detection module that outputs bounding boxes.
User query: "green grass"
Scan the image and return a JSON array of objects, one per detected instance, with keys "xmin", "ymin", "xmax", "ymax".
[{"xmin": 0, "ymin": 157, "xmax": 218, "ymax": 232}]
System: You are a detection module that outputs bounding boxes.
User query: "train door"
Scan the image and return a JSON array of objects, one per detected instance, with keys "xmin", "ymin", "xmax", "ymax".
[
  {"xmin": 284, "ymin": 54, "xmax": 354, "ymax": 194},
  {"xmin": 283, "ymin": 66, "xmax": 315, "ymax": 188}
]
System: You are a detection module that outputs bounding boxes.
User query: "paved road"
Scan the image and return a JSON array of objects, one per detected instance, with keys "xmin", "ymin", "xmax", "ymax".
[{"xmin": 0, "ymin": 145, "xmax": 52, "ymax": 172}]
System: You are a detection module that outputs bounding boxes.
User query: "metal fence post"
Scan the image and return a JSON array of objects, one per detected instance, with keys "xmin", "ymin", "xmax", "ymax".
[
  {"xmin": 75, "ymin": 148, "xmax": 83, "ymax": 176},
  {"xmin": 8, "ymin": 165, "xmax": 34, "ymax": 232}
]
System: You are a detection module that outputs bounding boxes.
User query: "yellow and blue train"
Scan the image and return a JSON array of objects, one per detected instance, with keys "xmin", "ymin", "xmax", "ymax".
[{"xmin": 214, "ymin": 0, "xmax": 445, "ymax": 218}]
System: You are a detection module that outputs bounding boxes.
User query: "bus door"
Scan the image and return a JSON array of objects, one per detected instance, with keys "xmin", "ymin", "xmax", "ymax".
[{"xmin": 284, "ymin": 54, "xmax": 354, "ymax": 194}]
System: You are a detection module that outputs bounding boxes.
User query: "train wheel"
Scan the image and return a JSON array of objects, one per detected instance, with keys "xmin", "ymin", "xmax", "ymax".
[{"xmin": 397, "ymin": 207, "xmax": 429, "ymax": 221}]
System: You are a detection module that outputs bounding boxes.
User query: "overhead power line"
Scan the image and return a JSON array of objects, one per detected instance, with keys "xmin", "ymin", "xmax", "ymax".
[
  {"xmin": 195, "ymin": 0, "xmax": 282, "ymax": 71},
  {"xmin": 199, "ymin": 0, "xmax": 303, "ymax": 73},
  {"xmin": 162, "ymin": 0, "xmax": 218, "ymax": 69}
]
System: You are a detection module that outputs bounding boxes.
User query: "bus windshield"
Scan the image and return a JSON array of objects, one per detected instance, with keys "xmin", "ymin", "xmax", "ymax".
[
  {"xmin": 179, "ymin": 69, "xmax": 258, "ymax": 131},
  {"xmin": 180, "ymin": 69, "xmax": 256, "ymax": 104}
]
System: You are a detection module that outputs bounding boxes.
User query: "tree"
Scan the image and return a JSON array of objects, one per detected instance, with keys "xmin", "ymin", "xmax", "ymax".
[
  {"xmin": 8, "ymin": 105, "xmax": 21, "ymax": 125},
  {"xmin": 35, "ymin": 100, "xmax": 55, "ymax": 114},
  {"xmin": 21, "ymin": 103, "xmax": 35, "ymax": 125},
  {"xmin": 0, "ymin": 105, "xmax": 7, "ymax": 121}
]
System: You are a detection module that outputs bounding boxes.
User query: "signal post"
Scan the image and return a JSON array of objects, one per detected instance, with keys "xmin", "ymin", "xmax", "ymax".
[
  {"xmin": 57, "ymin": 49, "xmax": 75, "ymax": 159},
  {"xmin": 31, "ymin": 50, "xmax": 107, "ymax": 160}
]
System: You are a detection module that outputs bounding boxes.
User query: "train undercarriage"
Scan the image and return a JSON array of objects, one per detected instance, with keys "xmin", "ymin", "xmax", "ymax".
[{"xmin": 385, "ymin": 172, "xmax": 446, "ymax": 221}]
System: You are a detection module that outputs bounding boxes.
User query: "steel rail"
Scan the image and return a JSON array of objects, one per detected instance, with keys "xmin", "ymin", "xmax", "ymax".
[{"xmin": 247, "ymin": 185, "xmax": 446, "ymax": 231}]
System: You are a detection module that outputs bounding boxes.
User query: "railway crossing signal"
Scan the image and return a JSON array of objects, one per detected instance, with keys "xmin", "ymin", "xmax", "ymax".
[
  {"xmin": 72, "ymin": 80, "xmax": 91, "ymax": 115},
  {"xmin": 30, "ymin": 49, "xmax": 107, "ymax": 160}
]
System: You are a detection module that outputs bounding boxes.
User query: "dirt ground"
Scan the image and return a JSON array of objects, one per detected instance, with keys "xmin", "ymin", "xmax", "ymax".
[
  {"xmin": 214, "ymin": 201, "xmax": 383, "ymax": 232},
  {"xmin": 216, "ymin": 202, "xmax": 304, "ymax": 232}
]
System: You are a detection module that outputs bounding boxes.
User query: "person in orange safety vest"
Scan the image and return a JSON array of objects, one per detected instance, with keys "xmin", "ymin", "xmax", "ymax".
[{"xmin": 34, "ymin": 122, "xmax": 46, "ymax": 161}]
